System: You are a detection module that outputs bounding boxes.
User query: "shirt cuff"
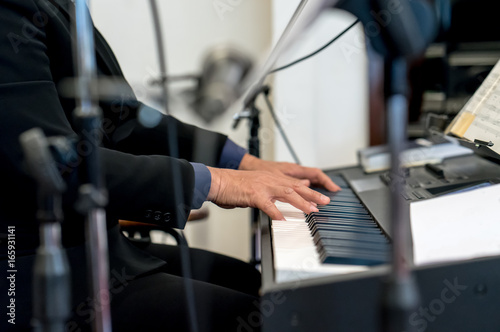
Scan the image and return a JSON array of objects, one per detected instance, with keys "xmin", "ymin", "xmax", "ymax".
[
  {"xmin": 218, "ymin": 139, "xmax": 248, "ymax": 169},
  {"xmin": 190, "ymin": 162, "xmax": 211, "ymax": 209}
]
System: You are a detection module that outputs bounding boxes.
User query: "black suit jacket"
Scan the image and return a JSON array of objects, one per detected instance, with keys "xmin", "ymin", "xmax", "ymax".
[
  {"xmin": 0, "ymin": 0, "xmax": 228, "ymax": 257},
  {"xmin": 0, "ymin": 1, "xmax": 234, "ymax": 329}
]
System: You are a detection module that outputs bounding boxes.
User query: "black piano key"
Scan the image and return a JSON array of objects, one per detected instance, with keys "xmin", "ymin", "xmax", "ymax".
[
  {"xmin": 313, "ymin": 231, "xmax": 390, "ymax": 245},
  {"xmin": 308, "ymin": 173, "xmax": 391, "ymax": 266},
  {"xmin": 316, "ymin": 209, "xmax": 371, "ymax": 217},
  {"xmin": 323, "ymin": 201, "xmax": 362, "ymax": 205},
  {"xmin": 321, "ymin": 202, "xmax": 364, "ymax": 209},
  {"xmin": 329, "ymin": 194, "xmax": 356, "ymax": 200},
  {"xmin": 318, "ymin": 206, "xmax": 368, "ymax": 213},
  {"xmin": 309, "ymin": 216, "xmax": 375, "ymax": 223},
  {"xmin": 318, "ymin": 238, "xmax": 390, "ymax": 251},
  {"xmin": 319, "ymin": 249, "xmax": 389, "ymax": 266},
  {"xmin": 316, "ymin": 249, "xmax": 387, "ymax": 263},
  {"xmin": 318, "ymin": 245, "xmax": 390, "ymax": 260},
  {"xmin": 306, "ymin": 213, "xmax": 373, "ymax": 222},
  {"xmin": 309, "ymin": 216, "xmax": 377, "ymax": 226},
  {"xmin": 313, "ymin": 230, "xmax": 390, "ymax": 243},
  {"xmin": 312, "ymin": 230, "xmax": 381, "ymax": 241},
  {"xmin": 329, "ymin": 192, "xmax": 357, "ymax": 199},
  {"xmin": 310, "ymin": 220, "xmax": 378, "ymax": 230},
  {"xmin": 310, "ymin": 216, "xmax": 376, "ymax": 223},
  {"xmin": 308, "ymin": 210, "xmax": 371, "ymax": 217},
  {"xmin": 309, "ymin": 216, "xmax": 373, "ymax": 225},
  {"xmin": 310, "ymin": 225, "xmax": 382, "ymax": 236},
  {"xmin": 309, "ymin": 221, "xmax": 380, "ymax": 232},
  {"xmin": 326, "ymin": 196, "xmax": 359, "ymax": 203},
  {"xmin": 315, "ymin": 240, "xmax": 389, "ymax": 256},
  {"xmin": 310, "ymin": 224, "xmax": 383, "ymax": 235}
]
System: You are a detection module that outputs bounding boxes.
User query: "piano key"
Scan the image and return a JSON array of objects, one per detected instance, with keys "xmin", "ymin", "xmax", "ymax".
[
  {"xmin": 272, "ymin": 173, "xmax": 391, "ymax": 273},
  {"xmin": 313, "ymin": 232, "xmax": 389, "ymax": 243},
  {"xmin": 310, "ymin": 227, "xmax": 385, "ymax": 239},
  {"xmin": 316, "ymin": 244, "xmax": 389, "ymax": 258},
  {"xmin": 306, "ymin": 213, "xmax": 373, "ymax": 222},
  {"xmin": 319, "ymin": 245, "xmax": 389, "ymax": 259},
  {"xmin": 314, "ymin": 209, "xmax": 371, "ymax": 217},
  {"xmin": 321, "ymin": 202, "xmax": 364, "ymax": 209},
  {"xmin": 271, "ymin": 221, "xmax": 369, "ymax": 283},
  {"xmin": 329, "ymin": 192, "xmax": 358, "ymax": 198},
  {"xmin": 319, "ymin": 249, "xmax": 388, "ymax": 266},
  {"xmin": 309, "ymin": 219, "xmax": 380, "ymax": 229},
  {"xmin": 317, "ymin": 238, "xmax": 390, "ymax": 251},
  {"xmin": 310, "ymin": 220, "xmax": 379, "ymax": 229},
  {"xmin": 309, "ymin": 216, "xmax": 375, "ymax": 223},
  {"xmin": 327, "ymin": 196, "xmax": 363, "ymax": 203},
  {"xmin": 317, "ymin": 206, "xmax": 368, "ymax": 213}
]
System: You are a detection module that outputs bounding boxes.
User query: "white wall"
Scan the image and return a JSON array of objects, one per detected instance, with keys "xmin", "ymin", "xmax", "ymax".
[
  {"xmin": 271, "ymin": 0, "xmax": 369, "ymax": 169},
  {"xmin": 90, "ymin": 0, "xmax": 369, "ymax": 262},
  {"xmin": 91, "ymin": 0, "xmax": 271, "ymax": 262}
]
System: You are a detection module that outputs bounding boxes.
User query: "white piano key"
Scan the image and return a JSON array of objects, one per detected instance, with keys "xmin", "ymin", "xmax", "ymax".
[{"xmin": 271, "ymin": 201, "xmax": 368, "ymax": 284}]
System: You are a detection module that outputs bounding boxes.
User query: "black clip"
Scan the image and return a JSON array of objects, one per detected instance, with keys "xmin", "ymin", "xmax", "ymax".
[{"xmin": 474, "ymin": 139, "xmax": 494, "ymax": 148}]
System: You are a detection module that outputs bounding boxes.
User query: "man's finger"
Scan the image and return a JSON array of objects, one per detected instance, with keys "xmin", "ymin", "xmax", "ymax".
[
  {"xmin": 300, "ymin": 179, "xmax": 310, "ymax": 186},
  {"xmin": 273, "ymin": 186, "xmax": 320, "ymax": 214},
  {"xmin": 293, "ymin": 184, "xmax": 331, "ymax": 206},
  {"xmin": 314, "ymin": 171, "xmax": 341, "ymax": 192},
  {"xmin": 285, "ymin": 165, "xmax": 341, "ymax": 192},
  {"xmin": 260, "ymin": 200, "xmax": 286, "ymax": 221}
]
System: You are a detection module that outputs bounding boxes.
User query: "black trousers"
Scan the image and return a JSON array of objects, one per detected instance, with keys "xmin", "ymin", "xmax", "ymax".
[
  {"xmin": 1, "ymin": 237, "xmax": 262, "ymax": 332},
  {"xmin": 110, "ymin": 241, "xmax": 262, "ymax": 332}
]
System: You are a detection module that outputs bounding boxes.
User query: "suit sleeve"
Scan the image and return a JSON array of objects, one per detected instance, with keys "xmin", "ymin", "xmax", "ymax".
[
  {"xmin": 0, "ymin": 0, "xmax": 198, "ymax": 228},
  {"xmin": 109, "ymin": 102, "xmax": 228, "ymax": 168}
]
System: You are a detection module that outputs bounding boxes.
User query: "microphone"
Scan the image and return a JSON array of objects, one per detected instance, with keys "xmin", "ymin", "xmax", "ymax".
[
  {"xmin": 192, "ymin": 45, "xmax": 253, "ymax": 123},
  {"xmin": 336, "ymin": 0, "xmax": 437, "ymax": 59}
]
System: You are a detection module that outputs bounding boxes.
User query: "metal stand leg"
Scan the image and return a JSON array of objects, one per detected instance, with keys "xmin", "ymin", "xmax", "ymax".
[
  {"xmin": 248, "ymin": 106, "xmax": 262, "ymax": 267},
  {"xmin": 72, "ymin": 2, "xmax": 112, "ymax": 331},
  {"xmin": 381, "ymin": 57, "xmax": 420, "ymax": 332},
  {"xmin": 20, "ymin": 129, "xmax": 71, "ymax": 332}
]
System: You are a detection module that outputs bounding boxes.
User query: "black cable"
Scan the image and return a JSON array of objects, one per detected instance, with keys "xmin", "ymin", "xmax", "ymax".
[
  {"xmin": 161, "ymin": 19, "xmax": 361, "ymax": 84},
  {"xmin": 251, "ymin": 20, "xmax": 360, "ymax": 169},
  {"xmin": 242, "ymin": 21, "xmax": 361, "ymax": 168},
  {"xmin": 269, "ymin": 19, "xmax": 360, "ymax": 74}
]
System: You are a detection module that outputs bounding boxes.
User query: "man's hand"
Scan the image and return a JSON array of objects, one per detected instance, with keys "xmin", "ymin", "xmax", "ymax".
[
  {"xmin": 207, "ymin": 167, "xmax": 331, "ymax": 220},
  {"xmin": 238, "ymin": 154, "xmax": 341, "ymax": 192}
]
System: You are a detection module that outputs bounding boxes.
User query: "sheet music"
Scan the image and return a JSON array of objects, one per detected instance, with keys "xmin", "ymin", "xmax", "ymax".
[
  {"xmin": 446, "ymin": 60, "xmax": 500, "ymax": 155},
  {"xmin": 410, "ymin": 183, "xmax": 500, "ymax": 266}
]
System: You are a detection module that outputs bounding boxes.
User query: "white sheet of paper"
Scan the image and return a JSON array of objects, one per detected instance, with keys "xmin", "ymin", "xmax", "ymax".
[
  {"xmin": 447, "ymin": 59, "xmax": 500, "ymax": 154},
  {"xmin": 410, "ymin": 183, "xmax": 500, "ymax": 266}
]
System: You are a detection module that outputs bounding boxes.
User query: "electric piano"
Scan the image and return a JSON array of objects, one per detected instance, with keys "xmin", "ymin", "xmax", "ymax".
[{"xmin": 259, "ymin": 151, "xmax": 500, "ymax": 332}]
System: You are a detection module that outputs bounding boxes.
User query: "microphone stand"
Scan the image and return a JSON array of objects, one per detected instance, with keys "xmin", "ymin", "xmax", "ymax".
[
  {"xmin": 381, "ymin": 56, "xmax": 420, "ymax": 332},
  {"xmin": 233, "ymin": 87, "xmax": 264, "ymax": 267},
  {"xmin": 332, "ymin": 1, "xmax": 438, "ymax": 331},
  {"xmin": 227, "ymin": 0, "xmax": 435, "ymax": 329},
  {"xmin": 231, "ymin": 0, "xmax": 314, "ymax": 267},
  {"xmin": 233, "ymin": 84, "xmax": 302, "ymax": 267},
  {"xmin": 20, "ymin": 129, "xmax": 71, "ymax": 332},
  {"xmin": 72, "ymin": 1, "xmax": 112, "ymax": 331}
]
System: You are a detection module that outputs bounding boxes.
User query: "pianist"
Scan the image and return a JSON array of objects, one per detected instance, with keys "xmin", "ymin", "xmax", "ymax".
[{"xmin": 0, "ymin": 0, "xmax": 339, "ymax": 331}]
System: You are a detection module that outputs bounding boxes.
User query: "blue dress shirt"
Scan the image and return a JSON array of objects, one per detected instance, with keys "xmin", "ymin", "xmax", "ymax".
[{"xmin": 190, "ymin": 139, "xmax": 247, "ymax": 209}]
